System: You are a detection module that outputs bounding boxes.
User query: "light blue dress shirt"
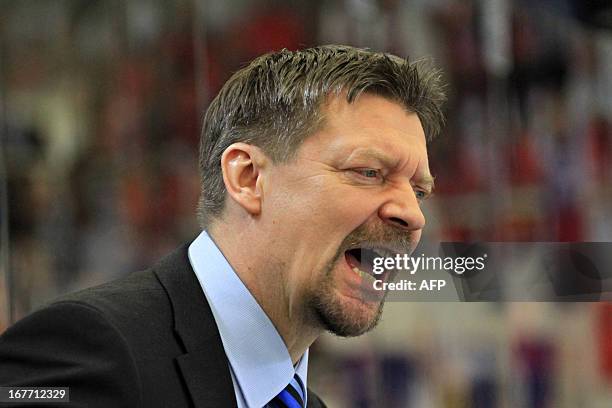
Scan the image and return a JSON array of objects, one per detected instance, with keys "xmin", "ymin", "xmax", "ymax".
[{"xmin": 188, "ymin": 230, "xmax": 308, "ymax": 408}]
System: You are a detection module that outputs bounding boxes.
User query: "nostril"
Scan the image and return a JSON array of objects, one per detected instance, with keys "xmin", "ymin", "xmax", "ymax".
[{"xmin": 389, "ymin": 217, "xmax": 408, "ymax": 227}]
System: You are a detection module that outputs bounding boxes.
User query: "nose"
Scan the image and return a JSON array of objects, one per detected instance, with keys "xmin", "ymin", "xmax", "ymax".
[{"xmin": 378, "ymin": 186, "xmax": 426, "ymax": 232}]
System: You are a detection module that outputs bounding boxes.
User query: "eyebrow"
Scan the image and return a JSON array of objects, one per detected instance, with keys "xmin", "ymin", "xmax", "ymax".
[
  {"xmin": 418, "ymin": 174, "xmax": 436, "ymax": 194},
  {"xmin": 348, "ymin": 148, "xmax": 436, "ymax": 192},
  {"xmin": 347, "ymin": 148, "xmax": 399, "ymax": 168}
]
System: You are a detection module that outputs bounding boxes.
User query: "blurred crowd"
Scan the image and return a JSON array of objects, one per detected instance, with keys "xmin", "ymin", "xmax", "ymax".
[{"xmin": 1, "ymin": 0, "xmax": 611, "ymax": 406}]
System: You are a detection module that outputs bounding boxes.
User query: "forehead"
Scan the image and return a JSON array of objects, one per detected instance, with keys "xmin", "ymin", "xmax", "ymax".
[{"xmin": 301, "ymin": 93, "xmax": 428, "ymax": 160}]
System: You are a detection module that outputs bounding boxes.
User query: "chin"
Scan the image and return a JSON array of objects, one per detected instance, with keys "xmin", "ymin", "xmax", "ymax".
[{"xmin": 308, "ymin": 285, "xmax": 385, "ymax": 338}]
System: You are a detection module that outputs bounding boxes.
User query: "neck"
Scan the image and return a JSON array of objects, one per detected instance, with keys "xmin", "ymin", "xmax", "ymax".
[{"xmin": 208, "ymin": 221, "xmax": 322, "ymax": 364}]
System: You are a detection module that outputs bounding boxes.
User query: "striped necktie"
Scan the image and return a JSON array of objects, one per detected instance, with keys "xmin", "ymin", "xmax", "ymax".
[{"xmin": 268, "ymin": 374, "xmax": 305, "ymax": 408}]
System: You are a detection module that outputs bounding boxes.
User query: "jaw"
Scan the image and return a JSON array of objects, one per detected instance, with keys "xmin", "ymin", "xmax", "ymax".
[
  {"xmin": 279, "ymin": 221, "xmax": 406, "ymax": 337},
  {"xmin": 305, "ymin": 254, "xmax": 386, "ymax": 337},
  {"xmin": 311, "ymin": 286, "xmax": 385, "ymax": 337}
]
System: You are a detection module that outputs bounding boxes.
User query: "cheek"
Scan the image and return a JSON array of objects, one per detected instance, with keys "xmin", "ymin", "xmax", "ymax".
[
  {"xmin": 304, "ymin": 189, "xmax": 379, "ymax": 235},
  {"xmin": 331, "ymin": 188, "xmax": 382, "ymax": 222},
  {"xmin": 266, "ymin": 173, "xmax": 383, "ymax": 244}
]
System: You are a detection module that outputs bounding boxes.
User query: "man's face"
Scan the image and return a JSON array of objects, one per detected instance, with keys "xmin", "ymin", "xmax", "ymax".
[{"xmin": 262, "ymin": 93, "xmax": 433, "ymax": 337}]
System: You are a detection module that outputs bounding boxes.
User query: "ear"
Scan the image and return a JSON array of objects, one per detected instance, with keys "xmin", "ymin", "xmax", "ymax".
[{"xmin": 220, "ymin": 143, "xmax": 267, "ymax": 217}]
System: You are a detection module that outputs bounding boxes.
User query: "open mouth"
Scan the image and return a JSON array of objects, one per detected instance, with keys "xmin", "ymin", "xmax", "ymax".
[{"xmin": 344, "ymin": 247, "xmax": 391, "ymax": 282}]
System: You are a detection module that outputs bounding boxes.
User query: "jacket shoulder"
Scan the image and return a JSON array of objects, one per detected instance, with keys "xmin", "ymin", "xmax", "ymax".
[
  {"xmin": 51, "ymin": 268, "xmax": 169, "ymax": 327},
  {"xmin": 0, "ymin": 246, "xmax": 196, "ymax": 407},
  {"xmin": 0, "ymin": 301, "xmax": 142, "ymax": 407}
]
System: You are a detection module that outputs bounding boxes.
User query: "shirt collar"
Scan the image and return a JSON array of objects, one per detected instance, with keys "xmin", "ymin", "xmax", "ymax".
[{"xmin": 188, "ymin": 230, "xmax": 308, "ymax": 408}]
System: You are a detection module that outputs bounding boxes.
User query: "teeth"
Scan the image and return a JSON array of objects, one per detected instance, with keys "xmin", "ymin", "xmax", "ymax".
[{"xmin": 352, "ymin": 266, "xmax": 373, "ymax": 281}]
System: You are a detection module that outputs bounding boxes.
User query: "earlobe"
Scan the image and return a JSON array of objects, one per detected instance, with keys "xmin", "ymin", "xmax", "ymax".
[{"xmin": 221, "ymin": 143, "xmax": 265, "ymax": 216}]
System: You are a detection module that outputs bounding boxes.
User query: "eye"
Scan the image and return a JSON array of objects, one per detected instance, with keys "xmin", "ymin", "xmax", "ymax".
[
  {"xmin": 358, "ymin": 169, "xmax": 380, "ymax": 178},
  {"xmin": 414, "ymin": 189, "xmax": 432, "ymax": 201},
  {"xmin": 352, "ymin": 168, "xmax": 384, "ymax": 183}
]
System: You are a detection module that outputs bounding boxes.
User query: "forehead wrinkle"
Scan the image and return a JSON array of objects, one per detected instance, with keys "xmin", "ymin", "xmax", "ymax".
[
  {"xmin": 410, "ymin": 155, "xmax": 435, "ymax": 192},
  {"xmin": 413, "ymin": 153, "xmax": 434, "ymax": 189},
  {"xmin": 394, "ymin": 152, "xmax": 434, "ymax": 192},
  {"xmin": 343, "ymin": 147, "xmax": 400, "ymax": 168}
]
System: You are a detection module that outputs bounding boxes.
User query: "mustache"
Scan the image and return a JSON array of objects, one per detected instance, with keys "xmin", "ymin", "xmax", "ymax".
[
  {"xmin": 323, "ymin": 222, "xmax": 418, "ymax": 274},
  {"xmin": 338, "ymin": 222, "xmax": 417, "ymax": 255}
]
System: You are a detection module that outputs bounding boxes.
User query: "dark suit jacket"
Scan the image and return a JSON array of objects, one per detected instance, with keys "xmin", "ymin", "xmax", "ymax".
[{"xmin": 0, "ymin": 244, "xmax": 327, "ymax": 408}]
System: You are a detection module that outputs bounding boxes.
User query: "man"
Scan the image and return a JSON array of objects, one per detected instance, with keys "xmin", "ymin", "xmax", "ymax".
[{"xmin": 0, "ymin": 45, "xmax": 445, "ymax": 407}]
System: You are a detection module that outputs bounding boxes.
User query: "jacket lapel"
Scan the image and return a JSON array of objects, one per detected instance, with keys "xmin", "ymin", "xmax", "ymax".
[
  {"xmin": 307, "ymin": 390, "xmax": 326, "ymax": 408},
  {"xmin": 154, "ymin": 244, "xmax": 237, "ymax": 408}
]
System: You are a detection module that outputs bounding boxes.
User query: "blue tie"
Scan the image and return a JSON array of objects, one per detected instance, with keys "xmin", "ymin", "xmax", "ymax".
[{"xmin": 268, "ymin": 374, "xmax": 305, "ymax": 408}]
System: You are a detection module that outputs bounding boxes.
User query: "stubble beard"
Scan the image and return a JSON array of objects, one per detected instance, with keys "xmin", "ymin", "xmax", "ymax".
[
  {"xmin": 307, "ymin": 251, "xmax": 387, "ymax": 337},
  {"xmin": 305, "ymin": 221, "xmax": 416, "ymax": 337}
]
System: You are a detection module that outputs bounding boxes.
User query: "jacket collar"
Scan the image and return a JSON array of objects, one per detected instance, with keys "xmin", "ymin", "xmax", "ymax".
[
  {"xmin": 188, "ymin": 231, "xmax": 309, "ymax": 408},
  {"xmin": 153, "ymin": 244, "xmax": 237, "ymax": 408}
]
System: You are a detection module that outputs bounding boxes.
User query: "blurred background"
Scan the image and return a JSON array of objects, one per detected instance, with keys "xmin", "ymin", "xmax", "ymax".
[{"xmin": 1, "ymin": 0, "xmax": 611, "ymax": 406}]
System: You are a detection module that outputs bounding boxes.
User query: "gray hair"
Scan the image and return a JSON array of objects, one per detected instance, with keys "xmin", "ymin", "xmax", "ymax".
[{"xmin": 198, "ymin": 45, "xmax": 446, "ymax": 227}]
